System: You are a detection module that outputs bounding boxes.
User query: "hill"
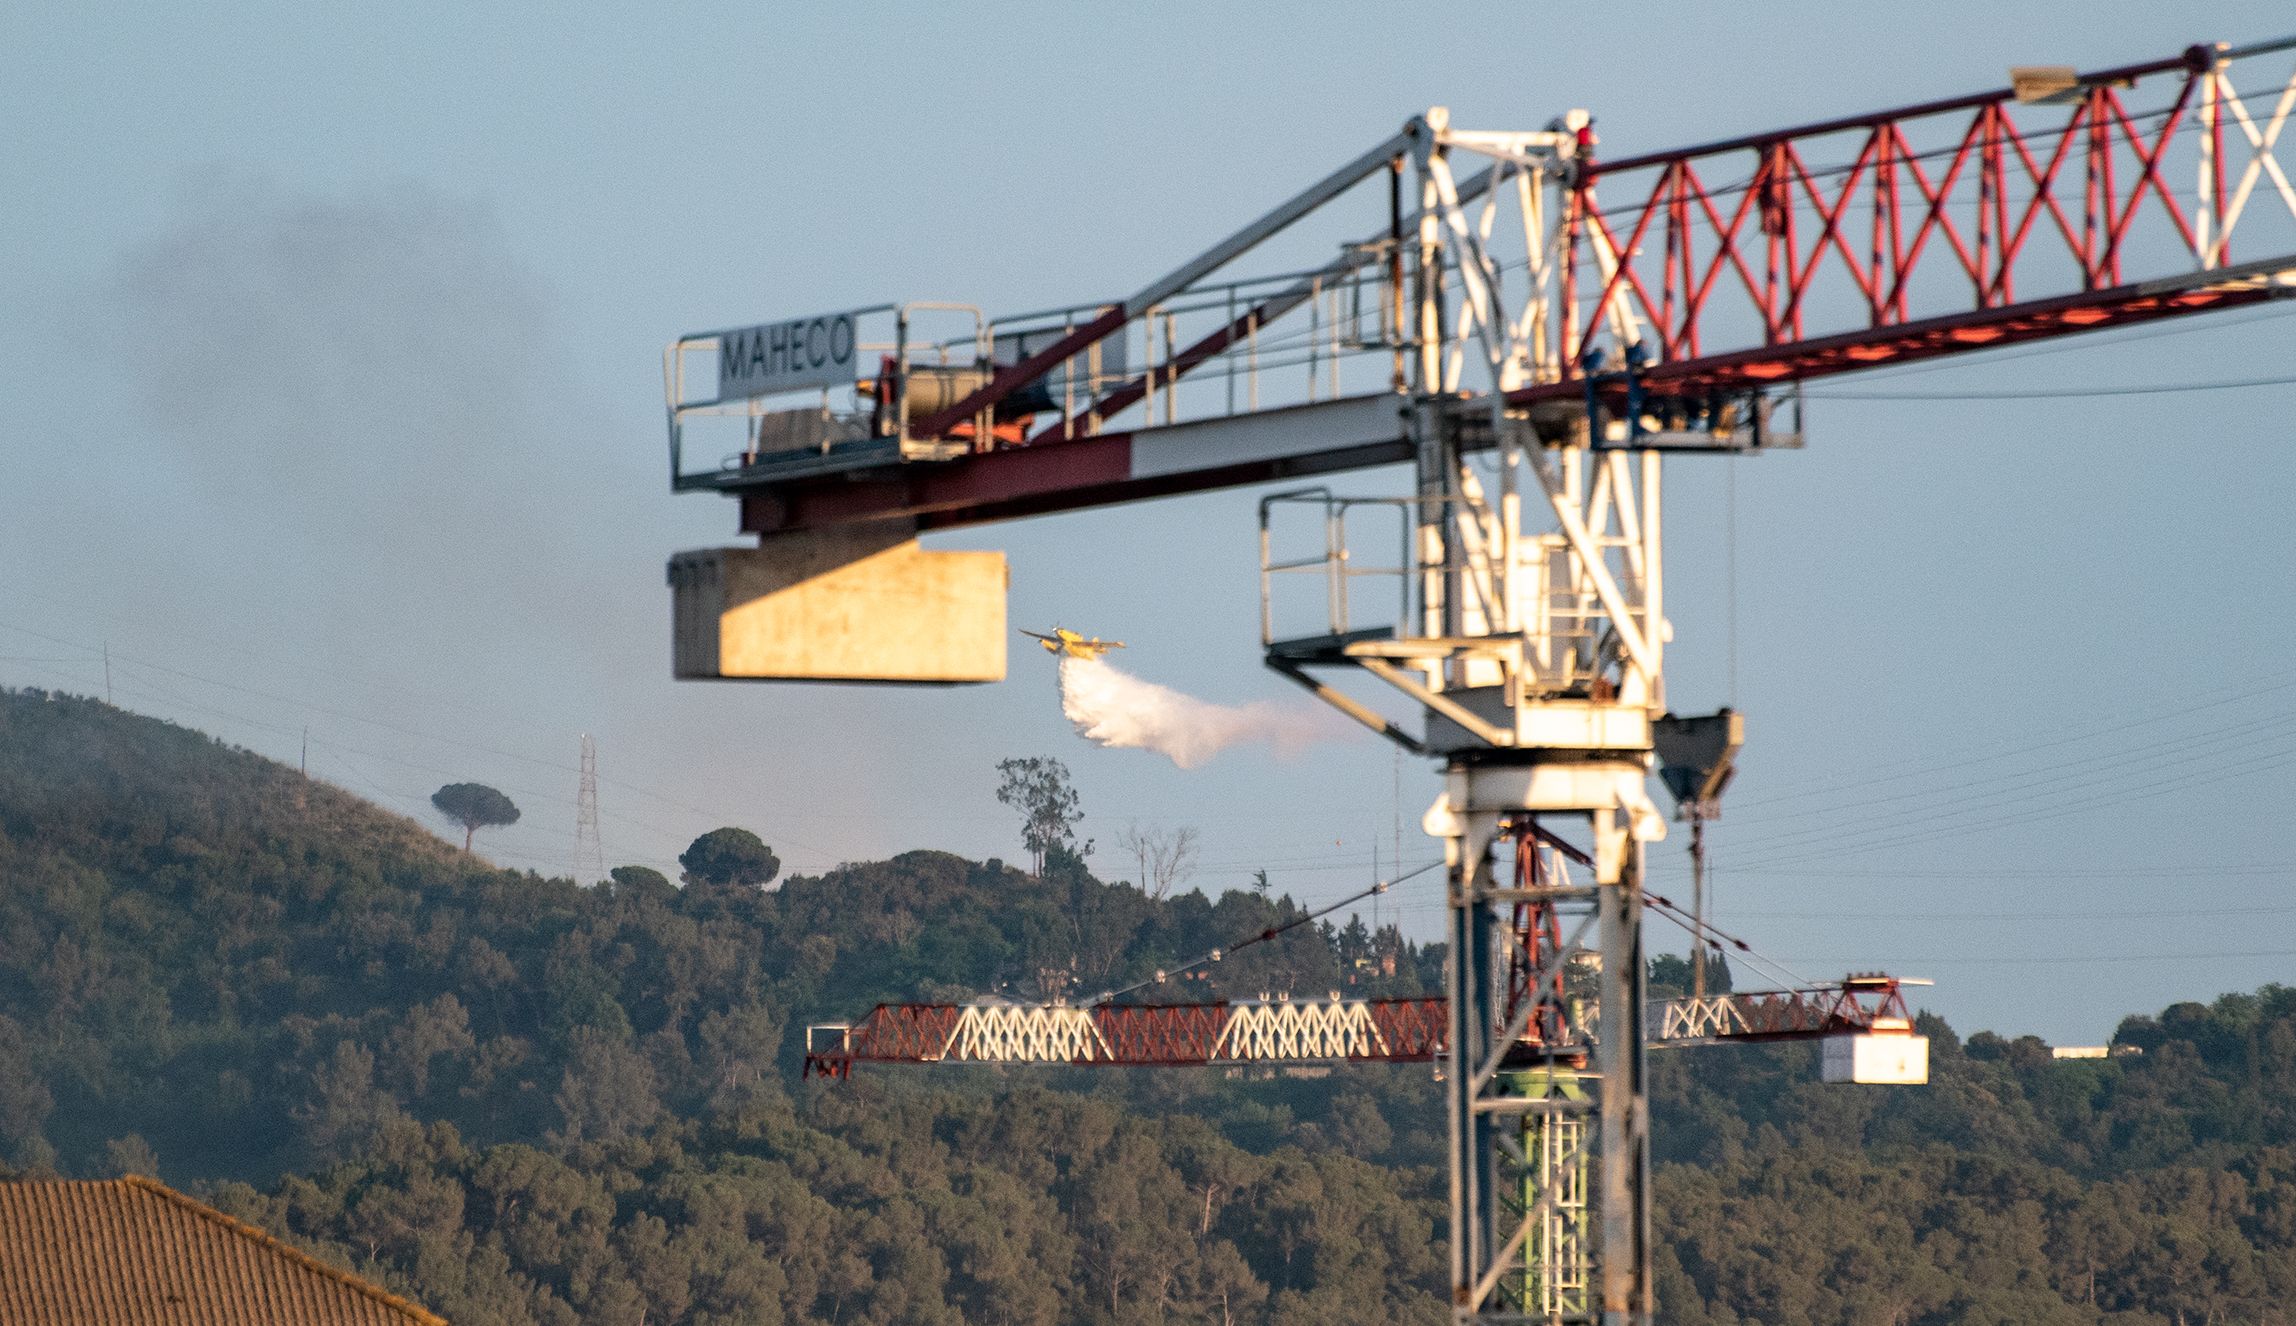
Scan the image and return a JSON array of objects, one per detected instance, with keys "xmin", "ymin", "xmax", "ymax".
[
  {"xmin": 0, "ymin": 687, "xmax": 1442, "ymax": 1183},
  {"xmin": 5, "ymin": 688, "xmax": 2296, "ymax": 1324}
]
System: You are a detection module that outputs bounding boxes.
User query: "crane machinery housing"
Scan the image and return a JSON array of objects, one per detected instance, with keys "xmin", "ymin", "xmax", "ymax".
[{"xmin": 662, "ymin": 35, "xmax": 2296, "ymax": 1326}]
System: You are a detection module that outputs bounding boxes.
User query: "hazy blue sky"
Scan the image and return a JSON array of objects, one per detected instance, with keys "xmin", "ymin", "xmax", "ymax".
[{"xmin": 4, "ymin": 2, "xmax": 2293, "ymax": 1043}]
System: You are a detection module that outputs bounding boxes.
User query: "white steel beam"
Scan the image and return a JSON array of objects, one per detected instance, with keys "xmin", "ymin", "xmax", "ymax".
[{"xmin": 1124, "ymin": 125, "xmax": 1425, "ymax": 319}]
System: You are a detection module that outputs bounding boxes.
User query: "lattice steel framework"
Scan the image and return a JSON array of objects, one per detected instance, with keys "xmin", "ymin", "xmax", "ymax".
[
  {"xmin": 679, "ymin": 36, "xmax": 2296, "ymax": 1326},
  {"xmin": 800, "ymin": 974, "xmax": 1912, "ymax": 1076},
  {"xmin": 666, "ymin": 39, "xmax": 2296, "ymax": 540},
  {"xmin": 803, "ymin": 997, "xmax": 1449, "ymax": 1077},
  {"xmin": 574, "ymin": 733, "xmax": 605, "ymax": 886}
]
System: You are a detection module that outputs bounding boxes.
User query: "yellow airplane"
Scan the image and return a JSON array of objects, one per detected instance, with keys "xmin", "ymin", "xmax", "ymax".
[{"xmin": 1022, "ymin": 626, "xmax": 1126, "ymax": 662}]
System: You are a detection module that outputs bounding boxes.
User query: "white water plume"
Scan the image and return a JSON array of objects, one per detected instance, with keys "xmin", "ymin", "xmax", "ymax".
[{"xmin": 1058, "ymin": 656, "xmax": 1339, "ymax": 768}]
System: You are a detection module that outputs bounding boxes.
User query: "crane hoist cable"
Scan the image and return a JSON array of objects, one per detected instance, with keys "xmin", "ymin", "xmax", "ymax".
[
  {"xmin": 1639, "ymin": 888, "xmax": 1815, "ymax": 992},
  {"xmin": 1088, "ymin": 858, "xmax": 1445, "ymax": 1006}
]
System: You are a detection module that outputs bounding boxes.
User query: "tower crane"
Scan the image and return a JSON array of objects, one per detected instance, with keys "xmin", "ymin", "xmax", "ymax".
[
  {"xmin": 798, "ymin": 976, "xmax": 1921, "ymax": 1075},
  {"xmin": 662, "ymin": 35, "xmax": 2296, "ymax": 1326}
]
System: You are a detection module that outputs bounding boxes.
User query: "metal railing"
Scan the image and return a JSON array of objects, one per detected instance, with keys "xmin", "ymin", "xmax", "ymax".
[{"xmin": 1258, "ymin": 487, "xmax": 1414, "ymax": 647}]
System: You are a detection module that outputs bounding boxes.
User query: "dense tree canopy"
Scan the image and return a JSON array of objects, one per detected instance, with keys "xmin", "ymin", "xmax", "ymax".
[
  {"xmin": 0, "ymin": 688, "xmax": 1436, "ymax": 1185},
  {"xmin": 5, "ymin": 687, "xmax": 2296, "ymax": 1325},
  {"xmin": 677, "ymin": 828, "xmax": 780, "ymax": 890},
  {"xmin": 609, "ymin": 864, "xmax": 672, "ymax": 894}
]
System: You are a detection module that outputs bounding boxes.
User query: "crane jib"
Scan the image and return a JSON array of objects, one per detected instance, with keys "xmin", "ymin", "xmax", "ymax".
[{"xmin": 671, "ymin": 37, "xmax": 2296, "ymax": 537}]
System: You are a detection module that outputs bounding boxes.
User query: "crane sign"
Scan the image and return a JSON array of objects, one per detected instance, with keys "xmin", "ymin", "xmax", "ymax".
[{"xmin": 662, "ymin": 35, "xmax": 2296, "ymax": 1326}]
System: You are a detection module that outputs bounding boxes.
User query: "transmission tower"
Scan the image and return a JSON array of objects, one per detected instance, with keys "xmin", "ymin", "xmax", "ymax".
[{"xmin": 575, "ymin": 733, "xmax": 605, "ymax": 885}]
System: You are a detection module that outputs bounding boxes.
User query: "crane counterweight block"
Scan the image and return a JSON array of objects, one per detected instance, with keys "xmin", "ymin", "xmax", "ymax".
[{"xmin": 669, "ymin": 521, "xmax": 1008, "ymax": 683}]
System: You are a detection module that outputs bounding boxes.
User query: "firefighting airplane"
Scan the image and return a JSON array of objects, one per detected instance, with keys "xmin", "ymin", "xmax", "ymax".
[{"xmin": 1021, "ymin": 627, "xmax": 1126, "ymax": 662}]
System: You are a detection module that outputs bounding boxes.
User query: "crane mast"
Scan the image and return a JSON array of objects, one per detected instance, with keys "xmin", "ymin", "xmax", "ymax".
[{"xmin": 664, "ymin": 36, "xmax": 2296, "ymax": 1326}]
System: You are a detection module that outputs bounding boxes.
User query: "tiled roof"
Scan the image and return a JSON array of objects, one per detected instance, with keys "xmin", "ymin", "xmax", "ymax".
[{"xmin": 0, "ymin": 1175, "xmax": 446, "ymax": 1326}]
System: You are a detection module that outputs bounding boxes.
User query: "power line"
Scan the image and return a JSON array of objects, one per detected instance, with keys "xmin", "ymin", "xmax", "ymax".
[
  {"xmin": 1641, "ymin": 888, "xmax": 1811, "ymax": 991},
  {"xmin": 1730, "ymin": 671, "xmax": 2296, "ymax": 812},
  {"xmin": 1732, "ymin": 902, "xmax": 2296, "ymax": 922},
  {"xmin": 1744, "ymin": 862, "xmax": 2294, "ymax": 881},
  {"xmin": 18, "ymin": 655, "xmax": 1419, "ymax": 897},
  {"xmin": 14, "ymin": 642, "xmax": 1419, "ymax": 897},
  {"xmin": 1735, "ymin": 742, "xmax": 2296, "ymax": 870},
  {"xmin": 1792, "ymin": 948, "xmax": 2296, "ymax": 968},
  {"xmin": 98, "ymin": 663, "xmax": 653, "ymax": 838},
  {"xmin": 0, "ymin": 615, "xmax": 841, "ymax": 860},
  {"xmin": 1088, "ymin": 859, "xmax": 1444, "ymax": 1005},
  {"xmin": 1729, "ymin": 710, "xmax": 2296, "ymax": 849},
  {"xmin": 59, "ymin": 653, "xmax": 767, "ymax": 877}
]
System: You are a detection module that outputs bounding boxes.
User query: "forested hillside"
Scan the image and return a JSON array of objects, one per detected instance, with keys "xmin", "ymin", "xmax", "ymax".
[
  {"xmin": 4, "ymin": 687, "xmax": 2296, "ymax": 1325},
  {"xmin": 0, "ymin": 688, "xmax": 1439, "ymax": 1185}
]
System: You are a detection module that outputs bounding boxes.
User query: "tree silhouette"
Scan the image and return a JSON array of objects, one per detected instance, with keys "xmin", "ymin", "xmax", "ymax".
[
  {"xmin": 996, "ymin": 756, "xmax": 1083, "ymax": 876},
  {"xmin": 679, "ymin": 828, "xmax": 780, "ymax": 889},
  {"xmin": 607, "ymin": 864, "xmax": 673, "ymax": 897},
  {"xmin": 1115, "ymin": 822, "xmax": 1199, "ymax": 900},
  {"xmin": 430, "ymin": 783, "xmax": 519, "ymax": 853}
]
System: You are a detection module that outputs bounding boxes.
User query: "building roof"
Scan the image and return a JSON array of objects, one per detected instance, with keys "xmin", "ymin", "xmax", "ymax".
[{"xmin": 0, "ymin": 1175, "xmax": 446, "ymax": 1326}]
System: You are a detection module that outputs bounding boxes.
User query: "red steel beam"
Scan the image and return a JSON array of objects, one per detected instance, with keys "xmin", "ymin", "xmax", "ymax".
[
  {"xmin": 1509, "ymin": 254, "xmax": 2292, "ymax": 407},
  {"xmin": 741, "ymin": 401, "xmax": 1413, "ymax": 535},
  {"xmin": 1549, "ymin": 47, "xmax": 2267, "ymax": 385}
]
